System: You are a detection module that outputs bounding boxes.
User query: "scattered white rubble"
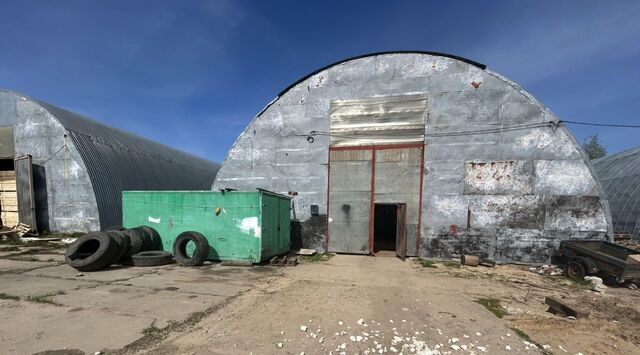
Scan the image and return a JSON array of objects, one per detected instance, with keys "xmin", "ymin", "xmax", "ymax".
[
  {"xmin": 450, "ymin": 344, "xmax": 461, "ymax": 350},
  {"xmin": 357, "ymin": 318, "xmax": 365, "ymax": 325},
  {"xmin": 276, "ymin": 343, "xmax": 283, "ymax": 348},
  {"xmin": 529, "ymin": 264, "xmax": 563, "ymax": 276},
  {"xmin": 300, "ymin": 325, "xmax": 308, "ymax": 332},
  {"xmin": 505, "ymin": 345, "xmax": 511, "ymax": 350},
  {"xmin": 558, "ymin": 345, "xmax": 568, "ymax": 352},
  {"xmin": 584, "ymin": 276, "xmax": 608, "ymax": 292},
  {"xmin": 338, "ymin": 321, "xmax": 343, "ymax": 325}
]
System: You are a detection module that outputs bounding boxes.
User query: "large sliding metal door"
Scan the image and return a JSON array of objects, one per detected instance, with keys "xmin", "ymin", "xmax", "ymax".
[{"xmin": 327, "ymin": 149, "xmax": 372, "ymax": 254}]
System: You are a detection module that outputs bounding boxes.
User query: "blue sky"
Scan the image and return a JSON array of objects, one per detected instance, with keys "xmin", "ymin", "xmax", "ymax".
[{"xmin": 1, "ymin": 0, "xmax": 638, "ymax": 162}]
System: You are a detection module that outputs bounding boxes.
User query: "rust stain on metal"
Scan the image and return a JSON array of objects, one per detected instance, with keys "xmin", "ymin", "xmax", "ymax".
[{"xmin": 470, "ymin": 81, "xmax": 482, "ymax": 89}]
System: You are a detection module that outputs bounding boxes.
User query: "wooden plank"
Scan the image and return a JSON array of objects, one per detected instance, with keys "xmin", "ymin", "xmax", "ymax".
[{"xmin": 545, "ymin": 296, "xmax": 589, "ymax": 318}]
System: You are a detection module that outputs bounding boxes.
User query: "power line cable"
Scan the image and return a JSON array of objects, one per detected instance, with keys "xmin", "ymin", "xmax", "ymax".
[{"xmin": 559, "ymin": 120, "xmax": 640, "ymax": 128}]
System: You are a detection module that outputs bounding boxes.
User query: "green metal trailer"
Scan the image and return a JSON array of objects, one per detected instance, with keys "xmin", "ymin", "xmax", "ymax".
[{"xmin": 121, "ymin": 190, "xmax": 291, "ymax": 263}]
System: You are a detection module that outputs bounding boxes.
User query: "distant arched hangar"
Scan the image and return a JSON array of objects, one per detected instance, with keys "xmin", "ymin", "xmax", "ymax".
[
  {"xmin": 0, "ymin": 89, "xmax": 220, "ymax": 232},
  {"xmin": 213, "ymin": 51, "xmax": 612, "ymax": 263}
]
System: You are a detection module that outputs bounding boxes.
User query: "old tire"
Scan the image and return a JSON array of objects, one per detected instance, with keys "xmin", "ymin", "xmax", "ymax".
[
  {"xmin": 65, "ymin": 232, "xmax": 119, "ymax": 271},
  {"xmin": 136, "ymin": 225, "xmax": 162, "ymax": 251},
  {"xmin": 123, "ymin": 228, "xmax": 145, "ymax": 256},
  {"xmin": 105, "ymin": 225, "xmax": 126, "ymax": 231},
  {"xmin": 131, "ymin": 251, "xmax": 173, "ymax": 267},
  {"xmin": 173, "ymin": 231, "xmax": 209, "ymax": 267},
  {"xmin": 105, "ymin": 230, "xmax": 131, "ymax": 264},
  {"xmin": 565, "ymin": 261, "xmax": 586, "ymax": 279},
  {"xmin": 131, "ymin": 226, "xmax": 153, "ymax": 251}
]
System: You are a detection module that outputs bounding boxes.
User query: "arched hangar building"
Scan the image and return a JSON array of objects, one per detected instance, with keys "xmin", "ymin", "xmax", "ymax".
[
  {"xmin": 593, "ymin": 146, "xmax": 640, "ymax": 240},
  {"xmin": 0, "ymin": 89, "xmax": 220, "ymax": 233},
  {"xmin": 214, "ymin": 51, "xmax": 612, "ymax": 263}
]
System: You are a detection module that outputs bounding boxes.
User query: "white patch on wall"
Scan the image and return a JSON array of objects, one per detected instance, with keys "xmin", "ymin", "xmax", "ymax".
[
  {"xmin": 237, "ymin": 216, "xmax": 261, "ymax": 238},
  {"xmin": 67, "ymin": 160, "xmax": 83, "ymax": 179},
  {"xmin": 534, "ymin": 160, "xmax": 597, "ymax": 195},
  {"xmin": 148, "ymin": 216, "xmax": 161, "ymax": 224}
]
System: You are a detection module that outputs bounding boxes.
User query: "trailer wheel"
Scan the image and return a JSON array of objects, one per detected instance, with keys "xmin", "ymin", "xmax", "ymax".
[
  {"xmin": 565, "ymin": 261, "xmax": 586, "ymax": 279},
  {"xmin": 173, "ymin": 232, "xmax": 209, "ymax": 266},
  {"xmin": 65, "ymin": 232, "xmax": 119, "ymax": 271}
]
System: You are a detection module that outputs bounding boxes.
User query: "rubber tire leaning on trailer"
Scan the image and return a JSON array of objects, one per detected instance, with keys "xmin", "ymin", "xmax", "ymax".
[
  {"xmin": 65, "ymin": 232, "xmax": 119, "ymax": 271},
  {"xmin": 105, "ymin": 225, "xmax": 126, "ymax": 231},
  {"xmin": 104, "ymin": 230, "xmax": 131, "ymax": 264},
  {"xmin": 131, "ymin": 251, "xmax": 173, "ymax": 266},
  {"xmin": 123, "ymin": 228, "xmax": 145, "ymax": 256},
  {"xmin": 173, "ymin": 231, "xmax": 209, "ymax": 266}
]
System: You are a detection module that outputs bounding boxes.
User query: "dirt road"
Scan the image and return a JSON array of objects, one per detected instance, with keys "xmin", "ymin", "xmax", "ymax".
[{"xmin": 121, "ymin": 255, "xmax": 640, "ymax": 355}]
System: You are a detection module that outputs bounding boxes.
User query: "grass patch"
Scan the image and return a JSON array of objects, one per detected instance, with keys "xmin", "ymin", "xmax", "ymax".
[
  {"xmin": 300, "ymin": 253, "xmax": 334, "ymax": 262},
  {"xmin": 24, "ymin": 294, "xmax": 58, "ymax": 305},
  {"xmin": 547, "ymin": 275, "xmax": 591, "ymax": 289},
  {"xmin": 442, "ymin": 261, "xmax": 461, "ymax": 268},
  {"xmin": 142, "ymin": 325, "xmax": 160, "ymax": 335},
  {"xmin": 0, "ymin": 293, "xmax": 20, "ymax": 301},
  {"xmin": 416, "ymin": 259, "xmax": 437, "ymax": 268},
  {"xmin": 475, "ymin": 298, "xmax": 507, "ymax": 319},
  {"xmin": 24, "ymin": 291, "xmax": 64, "ymax": 305},
  {"xmin": 511, "ymin": 327, "xmax": 551, "ymax": 354},
  {"xmin": 41, "ymin": 231, "xmax": 85, "ymax": 239}
]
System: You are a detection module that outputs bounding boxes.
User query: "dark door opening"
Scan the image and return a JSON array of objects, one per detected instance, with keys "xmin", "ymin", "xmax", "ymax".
[{"xmin": 373, "ymin": 204, "xmax": 397, "ymax": 253}]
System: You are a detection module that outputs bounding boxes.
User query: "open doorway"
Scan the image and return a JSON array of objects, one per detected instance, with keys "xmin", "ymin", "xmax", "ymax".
[
  {"xmin": 373, "ymin": 204, "xmax": 398, "ymax": 253},
  {"xmin": 0, "ymin": 159, "xmax": 17, "ymax": 227},
  {"xmin": 373, "ymin": 203, "xmax": 407, "ymax": 259}
]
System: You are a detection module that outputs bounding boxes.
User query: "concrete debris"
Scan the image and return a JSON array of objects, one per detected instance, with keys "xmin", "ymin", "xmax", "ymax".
[
  {"xmin": 357, "ymin": 318, "xmax": 365, "ymax": 325},
  {"xmin": 276, "ymin": 343, "xmax": 283, "ymax": 348},
  {"xmin": 293, "ymin": 248, "xmax": 316, "ymax": 255},
  {"xmin": 299, "ymin": 325, "xmax": 308, "ymax": 332},
  {"xmin": 529, "ymin": 264, "xmax": 563, "ymax": 276},
  {"xmin": 546, "ymin": 296, "xmax": 590, "ymax": 318},
  {"xmin": 584, "ymin": 276, "xmax": 607, "ymax": 292}
]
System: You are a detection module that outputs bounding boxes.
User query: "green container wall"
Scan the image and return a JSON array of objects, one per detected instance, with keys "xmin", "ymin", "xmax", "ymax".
[{"xmin": 121, "ymin": 191, "xmax": 291, "ymax": 263}]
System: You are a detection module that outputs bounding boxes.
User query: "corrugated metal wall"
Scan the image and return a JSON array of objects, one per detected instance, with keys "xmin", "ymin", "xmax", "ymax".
[{"xmin": 37, "ymin": 101, "xmax": 221, "ymax": 229}]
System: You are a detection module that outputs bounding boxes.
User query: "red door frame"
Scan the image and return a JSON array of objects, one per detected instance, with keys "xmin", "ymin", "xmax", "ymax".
[{"xmin": 326, "ymin": 143, "xmax": 425, "ymax": 254}]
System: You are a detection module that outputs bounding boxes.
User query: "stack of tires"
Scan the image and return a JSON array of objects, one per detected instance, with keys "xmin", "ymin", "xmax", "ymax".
[{"xmin": 65, "ymin": 225, "xmax": 173, "ymax": 271}]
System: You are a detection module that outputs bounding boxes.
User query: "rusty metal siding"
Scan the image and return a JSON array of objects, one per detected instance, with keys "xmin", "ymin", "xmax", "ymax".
[
  {"xmin": 36, "ymin": 101, "xmax": 220, "ymax": 230},
  {"xmin": 593, "ymin": 147, "xmax": 640, "ymax": 240}
]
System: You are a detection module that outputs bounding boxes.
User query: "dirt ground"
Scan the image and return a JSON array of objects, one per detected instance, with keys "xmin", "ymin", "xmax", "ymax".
[
  {"xmin": 1, "ymin": 242, "xmax": 640, "ymax": 355},
  {"xmin": 122, "ymin": 255, "xmax": 640, "ymax": 355}
]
